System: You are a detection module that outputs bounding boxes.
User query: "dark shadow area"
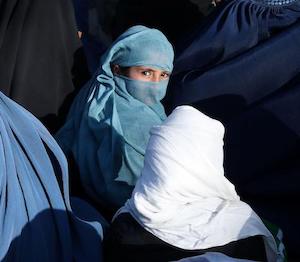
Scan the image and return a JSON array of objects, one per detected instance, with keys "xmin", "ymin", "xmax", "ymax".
[
  {"xmin": 2, "ymin": 209, "xmax": 103, "ymax": 262},
  {"xmin": 110, "ymin": 0, "xmax": 204, "ymax": 45},
  {"xmin": 103, "ymin": 213, "xmax": 267, "ymax": 262},
  {"xmin": 71, "ymin": 47, "xmax": 92, "ymax": 91},
  {"xmin": 63, "ymin": 120, "xmax": 135, "ymax": 222},
  {"xmin": 164, "ymin": 93, "xmax": 248, "ymax": 122},
  {"xmin": 223, "ymin": 106, "xmax": 300, "ymax": 260},
  {"xmin": 66, "ymin": 151, "xmax": 123, "ymax": 221},
  {"xmin": 39, "ymin": 47, "xmax": 91, "ymax": 133}
]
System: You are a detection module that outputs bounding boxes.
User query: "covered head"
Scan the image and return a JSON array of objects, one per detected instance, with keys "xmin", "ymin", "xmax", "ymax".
[
  {"xmin": 99, "ymin": 25, "xmax": 174, "ymax": 105},
  {"xmin": 110, "ymin": 25, "xmax": 174, "ymax": 71},
  {"xmin": 118, "ymin": 105, "xmax": 279, "ymax": 261},
  {"xmin": 126, "ymin": 105, "xmax": 238, "ymax": 220}
]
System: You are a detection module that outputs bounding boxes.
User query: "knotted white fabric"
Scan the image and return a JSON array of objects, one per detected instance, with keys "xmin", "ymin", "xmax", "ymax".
[{"xmin": 115, "ymin": 105, "xmax": 281, "ymax": 262}]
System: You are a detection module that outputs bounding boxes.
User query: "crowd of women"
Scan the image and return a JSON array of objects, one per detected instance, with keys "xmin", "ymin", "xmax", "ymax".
[{"xmin": 1, "ymin": 0, "xmax": 299, "ymax": 261}]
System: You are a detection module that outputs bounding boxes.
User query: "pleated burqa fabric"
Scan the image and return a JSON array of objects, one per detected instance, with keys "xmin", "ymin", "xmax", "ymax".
[
  {"xmin": 0, "ymin": 0, "xmax": 89, "ymax": 132},
  {"xmin": 170, "ymin": 0, "xmax": 300, "ymax": 76},
  {"xmin": 165, "ymin": 0, "xmax": 300, "ymax": 257},
  {"xmin": 0, "ymin": 91, "xmax": 103, "ymax": 261}
]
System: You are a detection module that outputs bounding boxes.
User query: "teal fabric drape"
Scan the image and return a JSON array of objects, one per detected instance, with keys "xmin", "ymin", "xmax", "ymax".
[{"xmin": 56, "ymin": 25, "xmax": 174, "ymax": 208}]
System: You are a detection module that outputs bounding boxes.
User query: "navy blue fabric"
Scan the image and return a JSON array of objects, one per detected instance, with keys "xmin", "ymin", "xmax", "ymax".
[
  {"xmin": 172, "ymin": 0, "xmax": 300, "ymax": 75},
  {"xmin": 0, "ymin": 92, "xmax": 104, "ymax": 261},
  {"xmin": 165, "ymin": 0, "xmax": 300, "ymax": 258},
  {"xmin": 73, "ymin": 0, "xmax": 110, "ymax": 73}
]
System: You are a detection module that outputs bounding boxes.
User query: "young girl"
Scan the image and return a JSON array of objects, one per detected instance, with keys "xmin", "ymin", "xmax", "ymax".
[{"xmin": 56, "ymin": 25, "xmax": 174, "ymax": 216}]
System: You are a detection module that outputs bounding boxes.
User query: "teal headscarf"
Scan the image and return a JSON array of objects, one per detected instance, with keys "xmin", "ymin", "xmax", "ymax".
[{"xmin": 56, "ymin": 25, "xmax": 174, "ymax": 208}]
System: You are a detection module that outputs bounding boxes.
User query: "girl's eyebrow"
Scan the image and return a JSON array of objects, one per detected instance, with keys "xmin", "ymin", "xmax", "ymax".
[
  {"xmin": 137, "ymin": 67, "xmax": 155, "ymax": 71},
  {"xmin": 138, "ymin": 67, "xmax": 170, "ymax": 73}
]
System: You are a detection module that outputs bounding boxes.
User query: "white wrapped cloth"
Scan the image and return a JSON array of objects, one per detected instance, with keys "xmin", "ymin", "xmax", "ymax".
[{"xmin": 115, "ymin": 105, "xmax": 281, "ymax": 262}]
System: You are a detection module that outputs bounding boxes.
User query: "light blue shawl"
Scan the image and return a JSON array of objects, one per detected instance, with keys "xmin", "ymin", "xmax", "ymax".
[
  {"xmin": 56, "ymin": 25, "xmax": 174, "ymax": 208},
  {"xmin": 0, "ymin": 92, "xmax": 104, "ymax": 261}
]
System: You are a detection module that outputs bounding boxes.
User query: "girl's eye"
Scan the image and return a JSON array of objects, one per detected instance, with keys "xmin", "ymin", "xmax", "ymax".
[
  {"xmin": 142, "ymin": 71, "xmax": 152, "ymax": 76},
  {"xmin": 161, "ymin": 72, "xmax": 170, "ymax": 79}
]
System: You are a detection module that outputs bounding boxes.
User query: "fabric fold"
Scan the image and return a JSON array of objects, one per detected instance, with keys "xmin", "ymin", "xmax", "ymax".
[
  {"xmin": 0, "ymin": 92, "xmax": 103, "ymax": 261},
  {"xmin": 56, "ymin": 25, "xmax": 174, "ymax": 208},
  {"xmin": 116, "ymin": 106, "xmax": 281, "ymax": 262}
]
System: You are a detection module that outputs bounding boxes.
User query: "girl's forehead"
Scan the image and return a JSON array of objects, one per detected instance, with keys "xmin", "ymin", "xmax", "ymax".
[{"xmin": 128, "ymin": 65, "xmax": 170, "ymax": 72}]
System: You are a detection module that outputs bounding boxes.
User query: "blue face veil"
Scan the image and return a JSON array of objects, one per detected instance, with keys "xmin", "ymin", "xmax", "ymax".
[
  {"xmin": 115, "ymin": 75, "xmax": 169, "ymax": 106},
  {"xmin": 56, "ymin": 25, "xmax": 174, "ymax": 208},
  {"xmin": 0, "ymin": 92, "xmax": 104, "ymax": 261}
]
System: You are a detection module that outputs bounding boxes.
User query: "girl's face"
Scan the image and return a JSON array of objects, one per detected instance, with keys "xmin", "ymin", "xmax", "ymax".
[{"xmin": 113, "ymin": 65, "xmax": 170, "ymax": 82}]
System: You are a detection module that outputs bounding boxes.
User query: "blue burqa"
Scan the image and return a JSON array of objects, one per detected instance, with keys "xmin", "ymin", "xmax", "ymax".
[
  {"xmin": 56, "ymin": 25, "xmax": 174, "ymax": 209},
  {"xmin": 165, "ymin": 0, "xmax": 300, "ymax": 258},
  {"xmin": 0, "ymin": 92, "xmax": 104, "ymax": 261}
]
